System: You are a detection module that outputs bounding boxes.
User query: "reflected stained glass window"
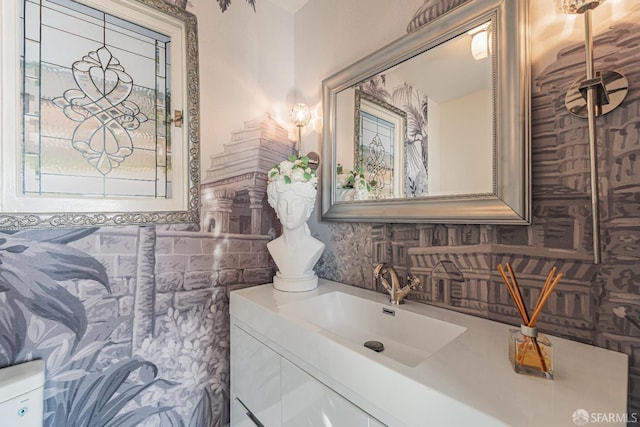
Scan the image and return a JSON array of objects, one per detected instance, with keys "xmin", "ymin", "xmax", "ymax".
[
  {"xmin": 20, "ymin": 0, "xmax": 172, "ymax": 199},
  {"xmin": 359, "ymin": 110, "xmax": 395, "ymax": 199}
]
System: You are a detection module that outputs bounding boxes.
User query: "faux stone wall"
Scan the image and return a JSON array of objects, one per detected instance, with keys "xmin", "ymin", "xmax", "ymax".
[{"xmin": 1, "ymin": 226, "xmax": 274, "ymax": 427}]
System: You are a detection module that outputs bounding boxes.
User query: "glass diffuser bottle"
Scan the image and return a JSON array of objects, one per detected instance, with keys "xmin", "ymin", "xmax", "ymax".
[{"xmin": 509, "ymin": 325, "xmax": 553, "ymax": 379}]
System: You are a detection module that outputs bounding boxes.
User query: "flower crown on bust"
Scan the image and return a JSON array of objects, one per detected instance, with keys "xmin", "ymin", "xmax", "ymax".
[
  {"xmin": 337, "ymin": 164, "xmax": 375, "ymax": 192},
  {"xmin": 268, "ymin": 155, "xmax": 318, "ymax": 188}
]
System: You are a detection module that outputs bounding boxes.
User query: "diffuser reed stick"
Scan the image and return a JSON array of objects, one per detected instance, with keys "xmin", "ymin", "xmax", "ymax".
[{"xmin": 498, "ymin": 262, "xmax": 563, "ymax": 375}]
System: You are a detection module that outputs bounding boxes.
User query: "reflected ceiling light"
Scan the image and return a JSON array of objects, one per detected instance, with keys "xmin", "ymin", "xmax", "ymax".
[
  {"xmin": 468, "ymin": 22, "xmax": 491, "ymax": 60},
  {"xmin": 556, "ymin": 0, "xmax": 629, "ymax": 264}
]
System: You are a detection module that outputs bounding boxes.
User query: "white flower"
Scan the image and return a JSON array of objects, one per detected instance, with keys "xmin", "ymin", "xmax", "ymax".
[
  {"xmin": 279, "ymin": 160, "xmax": 294, "ymax": 175},
  {"xmin": 291, "ymin": 168, "xmax": 305, "ymax": 182},
  {"xmin": 339, "ymin": 168, "xmax": 371, "ymax": 192},
  {"xmin": 267, "ymin": 155, "xmax": 317, "ymax": 188}
]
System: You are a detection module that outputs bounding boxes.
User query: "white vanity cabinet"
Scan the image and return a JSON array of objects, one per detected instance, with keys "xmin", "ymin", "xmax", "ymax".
[
  {"xmin": 231, "ymin": 322, "xmax": 385, "ymax": 427},
  {"xmin": 231, "ymin": 281, "xmax": 629, "ymax": 426},
  {"xmin": 231, "ymin": 325, "xmax": 281, "ymax": 426}
]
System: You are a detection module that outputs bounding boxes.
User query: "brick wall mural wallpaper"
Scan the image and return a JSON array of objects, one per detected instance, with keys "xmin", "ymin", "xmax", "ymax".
[
  {"xmin": 0, "ymin": 225, "xmax": 275, "ymax": 426},
  {"xmin": 0, "ymin": 102, "xmax": 292, "ymax": 425},
  {"xmin": 315, "ymin": 0, "xmax": 640, "ymax": 412}
]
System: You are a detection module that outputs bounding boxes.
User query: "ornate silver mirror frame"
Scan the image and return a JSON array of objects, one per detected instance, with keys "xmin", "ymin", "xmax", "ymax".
[
  {"xmin": 321, "ymin": 0, "xmax": 530, "ymax": 224},
  {"xmin": 0, "ymin": 0, "xmax": 199, "ymax": 228}
]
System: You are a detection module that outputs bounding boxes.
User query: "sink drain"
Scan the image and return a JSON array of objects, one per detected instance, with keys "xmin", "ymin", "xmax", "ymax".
[{"xmin": 364, "ymin": 340, "xmax": 384, "ymax": 353}]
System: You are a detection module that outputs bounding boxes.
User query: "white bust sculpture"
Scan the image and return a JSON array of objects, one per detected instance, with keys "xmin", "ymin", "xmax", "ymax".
[{"xmin": 266, "ymin": 159, "xmax": 325, "ymax": 292}]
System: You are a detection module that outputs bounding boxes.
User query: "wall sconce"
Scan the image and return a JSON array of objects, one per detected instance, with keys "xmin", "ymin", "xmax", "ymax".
[
  {"xmin": 557, "ymin": 0, "xmax": 629, "ymax": 264},
  {"xmin": 468, "ymin": 22, "xmax": 491, "ymax": 60},
  {"xmin": 290, "ymin": 103, "xmax": 311, "ymax": 155},
  {"xmin": 290, "ymin": 103, "xmax": 320, "ymax": 170}
]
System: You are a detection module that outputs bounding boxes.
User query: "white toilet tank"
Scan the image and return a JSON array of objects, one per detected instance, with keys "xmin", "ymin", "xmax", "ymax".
[{"xmin": 0, "ymin": 360, "xmax": 45, "ymax": 427}]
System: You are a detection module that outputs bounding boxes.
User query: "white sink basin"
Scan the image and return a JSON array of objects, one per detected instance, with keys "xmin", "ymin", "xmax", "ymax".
[{"xmin": 279, "ymin": 291, "xmax": 466, "ymax": 367}]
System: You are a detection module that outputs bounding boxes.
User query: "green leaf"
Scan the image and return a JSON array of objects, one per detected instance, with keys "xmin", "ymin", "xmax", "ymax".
[
  {"xmin": 300, "ymin": 155, "xmax": 309, "ymax": 166},
  {"xmin": 287, "ymin": 155, "xmax": 296, "ymax": 162},
  {"xmin": 284, "ymin": 176, "xmax": 291, "ymax": 184},
  {"xmin": 304, "ymin": 173, "xmax": 312, "ymax": 181}
]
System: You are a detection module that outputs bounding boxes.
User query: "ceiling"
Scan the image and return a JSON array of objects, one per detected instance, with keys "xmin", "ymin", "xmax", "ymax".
[{"xmin": 269, "ymin": 0, "xmax": 310, "ymax": 14}]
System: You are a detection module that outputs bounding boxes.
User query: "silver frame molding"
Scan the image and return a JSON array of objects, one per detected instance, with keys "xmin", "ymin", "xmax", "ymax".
[
  {"xmin": 321, "ymin": 0, "xmax": 530, "ymax": 224},
  {"xmin": 0, "ymin": 0, "xmax": 200, "ymax": 229}
]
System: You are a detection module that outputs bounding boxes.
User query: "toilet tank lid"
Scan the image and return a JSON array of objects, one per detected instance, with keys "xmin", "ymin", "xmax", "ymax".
[{"xmin": 0, "ymin": 360, "xmax": 45, "ymax": 403}]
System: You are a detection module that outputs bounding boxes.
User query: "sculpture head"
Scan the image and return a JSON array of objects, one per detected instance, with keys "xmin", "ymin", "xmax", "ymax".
[{"xmin": 267, "ymin": 180, "xmax": 316, "ymax": 231}]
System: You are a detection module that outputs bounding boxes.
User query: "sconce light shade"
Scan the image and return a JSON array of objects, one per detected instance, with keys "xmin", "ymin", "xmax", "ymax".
[
  {"xmin": 471, "ymin": 31, "xmax": 489, "ymax": 60},
  {"xmin": 290, "ymin": 103, "xmax": 311, "ymax": 128},
  {"xmin": 557, "ymin": 0, "xmax": 605, "ymax": 14},
  {"xmin": 468, "ymin": 22, "xmax": 491, "ymax": 61}
]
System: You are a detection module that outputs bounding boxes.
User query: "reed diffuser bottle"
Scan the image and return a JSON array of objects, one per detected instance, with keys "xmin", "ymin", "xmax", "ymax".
[
  {"xmin": 498, "ymin": 263, "xmax": 562, "ymax": 380},
  {"xmin": 509, "ymin": 325, "xmax": 553, "ymax": 379}
]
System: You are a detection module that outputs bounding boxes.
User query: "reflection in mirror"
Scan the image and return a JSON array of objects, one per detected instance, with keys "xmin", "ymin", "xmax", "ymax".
[
  {"xmin": 334, "ymin": 21, "xmax": 494, "ymax": 202},
  {"xmin": 354, "ymin": 90, "xmax": 406, "ymax": 200},
  {"xmin": 322, "ymin": 0, "xmax": 530, "ymax": 224}
]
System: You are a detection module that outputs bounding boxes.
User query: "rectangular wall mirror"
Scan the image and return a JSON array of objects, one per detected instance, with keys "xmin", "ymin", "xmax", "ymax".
[
  {"xmin": 322, "ymin": 0, "xmax": 530, "ymax": 224},
  {"xmin": 0, "ymin": 0, "xmax": 200, "ymax": 228}
]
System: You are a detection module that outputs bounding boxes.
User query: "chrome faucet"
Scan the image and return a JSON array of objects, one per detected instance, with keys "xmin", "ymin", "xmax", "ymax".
[{"xmin": 373, "ymin": 263, "xmax": 421, "ymax": 305}]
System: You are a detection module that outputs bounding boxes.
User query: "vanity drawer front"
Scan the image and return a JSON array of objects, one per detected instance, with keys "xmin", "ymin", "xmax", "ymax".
[
  {"xmin": 281, "ymin": 358, "xmax": 376, "ymax": 426},
  {"xmin": 231, "ymin": 325, "xmax": 281, "ymax": 426}
]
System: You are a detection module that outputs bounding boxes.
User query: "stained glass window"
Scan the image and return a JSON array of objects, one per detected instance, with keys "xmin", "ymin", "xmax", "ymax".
[
  {"xmin": 360, "ymin": 110, "xmax": 395, "ymax": 198},
  {"xmin": 20, "ymin": 0, "xmax": 172, "ymax": 199}
]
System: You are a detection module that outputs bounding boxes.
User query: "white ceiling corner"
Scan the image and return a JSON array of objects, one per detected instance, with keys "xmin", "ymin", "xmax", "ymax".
[{"xmin": 269, "ymin": 0, "xmax": 311, "ymax": 14}]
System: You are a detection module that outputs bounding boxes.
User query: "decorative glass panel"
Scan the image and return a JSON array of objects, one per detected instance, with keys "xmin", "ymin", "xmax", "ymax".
[
  {"xmin": 359, "ymin": 110, "xmax": 395, "ymax": 199},
  {"xmin": 1, "ymin": 0, "xmax": 200, "ymax": 228},
  {"xmin": 21, "ymin": 0, "xmax": 171, "ymax": 198},
  {"xmin": 354, "ymin": 90, "xmax": 406, "ymax": 201}
]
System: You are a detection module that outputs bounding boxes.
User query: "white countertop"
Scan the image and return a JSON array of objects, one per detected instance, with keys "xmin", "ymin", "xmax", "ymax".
[{"xmin": 230, "ymin": 280, "xmax": 628, "ymax": 427}]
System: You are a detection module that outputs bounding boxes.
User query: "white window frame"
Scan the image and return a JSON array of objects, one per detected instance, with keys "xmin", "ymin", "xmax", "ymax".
[{"xmin": 0, "ymin": 0, "xmax": 200, "ymax": 228}]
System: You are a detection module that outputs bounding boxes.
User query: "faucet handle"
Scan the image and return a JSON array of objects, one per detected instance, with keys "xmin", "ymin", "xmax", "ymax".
[{"xmin": 406, "ymin": 275, "xmax": 422, "ymax": 290}]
